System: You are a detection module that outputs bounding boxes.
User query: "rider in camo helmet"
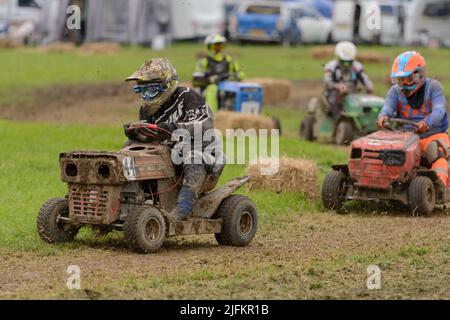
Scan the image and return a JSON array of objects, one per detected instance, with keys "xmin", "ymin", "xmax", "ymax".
[
  {"xmin": 125, "ymin": 57, "xmax": 223, "ymax": 222},
  {"xmin": 126, "ymin": 58, "xmax": 179, "ymax": 117}
]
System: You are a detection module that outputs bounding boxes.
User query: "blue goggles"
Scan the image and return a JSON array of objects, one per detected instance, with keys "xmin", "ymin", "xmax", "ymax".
[{"xmin": 133, "ymin": 83, "xmax": 165, "ymax": 100}]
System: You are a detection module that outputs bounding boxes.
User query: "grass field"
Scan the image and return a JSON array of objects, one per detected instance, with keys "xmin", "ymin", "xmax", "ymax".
[
  {"xmin": 1, "ymin": 43, "xmax": 450, "ymax": 299},
  {"xmin": 1, "ymin": 43, "xmax": 450, "ymax": 93}
]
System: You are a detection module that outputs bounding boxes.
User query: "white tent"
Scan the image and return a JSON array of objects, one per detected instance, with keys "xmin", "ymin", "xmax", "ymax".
[{"xmin": 85, "ymin": 0, "xmax": 163, "ymax": 45}]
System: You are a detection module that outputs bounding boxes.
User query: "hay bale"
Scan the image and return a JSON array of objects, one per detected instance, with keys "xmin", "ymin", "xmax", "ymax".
[
  {"xmin": 357, "ymin": 52, "xmax": 391, "ymax": 64},
  {"xmin": 214, "ymin": 111, "xmax": 275, "ymax": 134},
  {"xmin": 245, "ymin": 157, "xmax": 318, "ymax": 199},
  {"xmin": 248, "ymin": 78, "xmax": 293, "ymax": 105},
  {"xmin": 80, "ymin": 42, "xmax": 121, "ymax": 55},
  {"xmin": 310, "ymin": 45, "xmax": 335, "ymax": 60},
  {"xmin": 0, "ymin": 38, "xmax": 21, "ymax": 49}
]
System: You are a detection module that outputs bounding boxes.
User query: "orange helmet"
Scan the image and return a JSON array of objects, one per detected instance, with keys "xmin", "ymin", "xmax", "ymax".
[{"xmin": 391, "ymin": 51, "xmax": 426, "ymax": 97}]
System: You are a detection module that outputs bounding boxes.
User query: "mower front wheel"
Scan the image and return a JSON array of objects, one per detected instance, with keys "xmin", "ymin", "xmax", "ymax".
[
  {"xmin": 408, "ymin": 176, "xmax": 436, "ymax": 216},
  {"xmin": 214, "ymin": 195, "xmax": 258, "ymax": 247},
  {"xmin": 300, "ymin": 115, "xmax": 315, "ymax": 140},
  {"xmin": 322, "ymin": 170, "xmax": 347, "ymax": 211},
  {"xmin": 37, "ymin": 198, "xmax": 79, "ymax": 243},
  {"xmin": 335, "ymin": 120, "xmax": 353, "ymax": 145},
  {"xmin": 124, "ymin": 206, "xmax": 166, "ymax": 253}
]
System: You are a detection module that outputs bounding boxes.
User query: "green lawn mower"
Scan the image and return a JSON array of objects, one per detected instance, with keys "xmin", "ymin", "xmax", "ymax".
[{"xmin": 300, "ymin": 93, "xmax": 385, "ymax": 145}]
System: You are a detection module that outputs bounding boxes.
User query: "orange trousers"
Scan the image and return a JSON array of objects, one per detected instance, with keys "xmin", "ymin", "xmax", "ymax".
[{"xmin": 419, "ymin": 133, "xmax": 450, "ymax": 185}]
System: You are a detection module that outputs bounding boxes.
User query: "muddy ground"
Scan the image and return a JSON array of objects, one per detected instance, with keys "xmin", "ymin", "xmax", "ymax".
[
  {"xmin": 1, "ymin": 79, "xmax": 448, "ymax": 126},
  {"xmin": 1, "ymin": 211, "xmax": 450, "ymax": 299},
  {"xmin": 2, "ymin": 81, "xmax": 450, "ymax": 299}
]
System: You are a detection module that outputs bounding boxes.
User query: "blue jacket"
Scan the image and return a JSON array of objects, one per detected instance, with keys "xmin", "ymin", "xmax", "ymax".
[{"xmin": 379, "ymin": 78, "xmax": 448, "ymax": 138}]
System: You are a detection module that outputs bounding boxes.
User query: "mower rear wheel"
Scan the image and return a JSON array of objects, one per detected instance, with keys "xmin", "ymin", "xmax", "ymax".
[
  {"xmin": 408, "ymin": 176, "xmax": 436, "ymax": 216},
  {"xmin": 214, "ymin": 195, "xmax": 258, "ymax": 247},
  {"xmin": 124, "ymin": 206, "xmax": 166, "ymax": 253},
  {"xmin": 322, "ymin": 170, "xmax": 346, "ymax": 211},
  {"xmin": 300, "ymin": 115, "xmax": 315, "ymax": 140},
  {"xmin": 37, "ymin": 198, "xmax": 79, "ymax": 243},
  {"xmin": 335, "ymin": 120, "xmax": 353, "ymax": 145}
]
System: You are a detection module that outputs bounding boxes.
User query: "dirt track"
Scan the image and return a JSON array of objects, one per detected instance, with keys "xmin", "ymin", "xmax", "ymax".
[
  {"xmin": 2, "ymin": 211, "xmax": 450, "ymax": 299},
  {"xmin": 0, "ymin": 80, "xmax": 322, "ymax": 125},
  {"xmin": 2, "ymin": 81, "xmax": 450, "ymax": 299},
  {"xmin": 0, "ymin": 82, "xmax": 138, "ymax": 125}
]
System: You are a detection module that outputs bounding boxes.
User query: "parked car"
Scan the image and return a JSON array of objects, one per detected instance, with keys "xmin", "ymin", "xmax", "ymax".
[
  {"xmin": 404, "ymin": 0, "xmax": 450, "ymax": 47},
  {"xmin": 228, "ymin": 0, "xmax": 303, "ymax": 45},
  {"xmin": 169, "ymin": 0, "xmax": 225, "ymax": 40},
  {"xmin": 379, "ymin": 0, "xmax": 406, "ymax": 46},
  {"xmin": 0, "ymin": 0, "xmax": 42, "ymax": 43},
  {"xmin": 293, "ymin": 5, "xmax": 332, "ymax": 43},
  {"xmin": 0, "ymin": 0, "xmax": 42, "ymax": 25},
  {"xmin": 331, "ymin": 0, "xmax": 381, "ymax": 43},
  {"xmin": 284, "ymin": 0, "xmax": 333, "ymax": 18}
]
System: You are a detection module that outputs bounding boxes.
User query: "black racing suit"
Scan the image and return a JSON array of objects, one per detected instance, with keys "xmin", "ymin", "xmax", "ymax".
[{"xmin": 137, "ymin": 87, "xmax": 224, "ymax": 215}]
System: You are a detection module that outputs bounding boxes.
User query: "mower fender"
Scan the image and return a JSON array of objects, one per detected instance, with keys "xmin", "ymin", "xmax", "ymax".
[
  {"xmin": 331, "ymin": 164, "xmax": 349, "ymax": 175},
  {"xmin": 192, "ymin": 176, "xmax": 250, "ymax": 219},
  {"xmin": 416, "ymin": 170, "xmax": 440, "ymax": 183}
]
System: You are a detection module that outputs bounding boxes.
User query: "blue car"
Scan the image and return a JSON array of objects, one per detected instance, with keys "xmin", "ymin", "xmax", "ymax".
[{"xmin": 228, "ymin": 0, "xmax": 303, "ymax": 45}]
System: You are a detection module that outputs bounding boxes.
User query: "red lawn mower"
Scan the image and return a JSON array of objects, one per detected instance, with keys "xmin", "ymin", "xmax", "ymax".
[{"xmin": 322, "ymin": 118, "xmax": 450, "ymax": 215}]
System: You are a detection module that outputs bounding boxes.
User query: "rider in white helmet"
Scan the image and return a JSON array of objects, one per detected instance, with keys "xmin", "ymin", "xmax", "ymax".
[{"xmin": 324, "ymin": 41, "xmax": 373, "ymax": 119}]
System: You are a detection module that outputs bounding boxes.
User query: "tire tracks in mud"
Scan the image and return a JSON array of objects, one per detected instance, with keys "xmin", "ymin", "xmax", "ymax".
[{"xmin": 2, "ymin": 212, "xmax": 450, "ymax": 299}]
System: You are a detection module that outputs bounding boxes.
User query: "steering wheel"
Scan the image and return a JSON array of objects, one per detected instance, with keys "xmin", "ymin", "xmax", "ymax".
[
  {"xmin": 127, "ymin": 122, "xmax": 159, "ymax": 137},
  {"xmin": 382, "ymin": 118, "xmax": 420, "ymax": 132}
]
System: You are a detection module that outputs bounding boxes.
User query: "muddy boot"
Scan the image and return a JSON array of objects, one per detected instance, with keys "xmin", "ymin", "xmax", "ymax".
[
  {"xmin": 166, "ymin": 187, "xmax": 197, "ymax": 221},
  {"xmin": 167, "ymin": 164, "xmax": 207, "ymax": 221}
]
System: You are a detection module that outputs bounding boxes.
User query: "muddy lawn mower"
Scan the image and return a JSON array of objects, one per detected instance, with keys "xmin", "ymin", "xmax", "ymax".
[
  {"xmin": 322, "ymin": 119, "xmax": 450, "ymax": 215},
  {"xmin": 37, "ymin": 122, "xmax": 258, "ymax": 253}
]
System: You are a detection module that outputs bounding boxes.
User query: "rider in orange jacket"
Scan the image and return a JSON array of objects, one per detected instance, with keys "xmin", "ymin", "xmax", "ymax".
[{"xmin": 378, "ymin": 51, "xmax": 449, "ymax": 185}]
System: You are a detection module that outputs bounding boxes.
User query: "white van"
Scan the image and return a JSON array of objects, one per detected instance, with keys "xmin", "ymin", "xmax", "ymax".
[
  {"xmin": 404, "ymin": 0, "xmax": 450, "ymax": 46},
  {"xmin": 0, "ymin": 0, "xmax": 42, "ymax": 42},
  {"xmin": 0, "ymin": 0, "xmax": 42, "ymax": 24},
  {"xmin": 379, "ymin": 0, "xmax": 406, "ymax": 45},
  {"xmin": 169, "ymin": 0, "xmax": 225, "ymax": 40},
  {"xmin": 331, "ymin": 0, "xmax": 381, "ymax": 43}
]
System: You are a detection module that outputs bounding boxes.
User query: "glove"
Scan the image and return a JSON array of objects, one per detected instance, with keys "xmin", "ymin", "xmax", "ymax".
[
  {"xmin": 335, "ymin": 83, "xmax": 348, "ymax": 94},
  {"xmin": 123, "ymin": 122, "xmax": 136, "ymax": 140},
  {"xmin": 377, "ymin": 116, "xmax": 389, "ymax": 129},
  {"xmin": 415, "ymin": 121, "xmax": 429, "ymax": 134},
  {"xmin": 208, "ymin": 75, "xmax": 220, "ymax": 84}
]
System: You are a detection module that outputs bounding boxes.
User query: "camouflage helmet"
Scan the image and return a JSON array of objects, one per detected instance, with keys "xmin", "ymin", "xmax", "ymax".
[{"xmin": 126, "ymin": 58, "xmax": 179, "ymax": 116}]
